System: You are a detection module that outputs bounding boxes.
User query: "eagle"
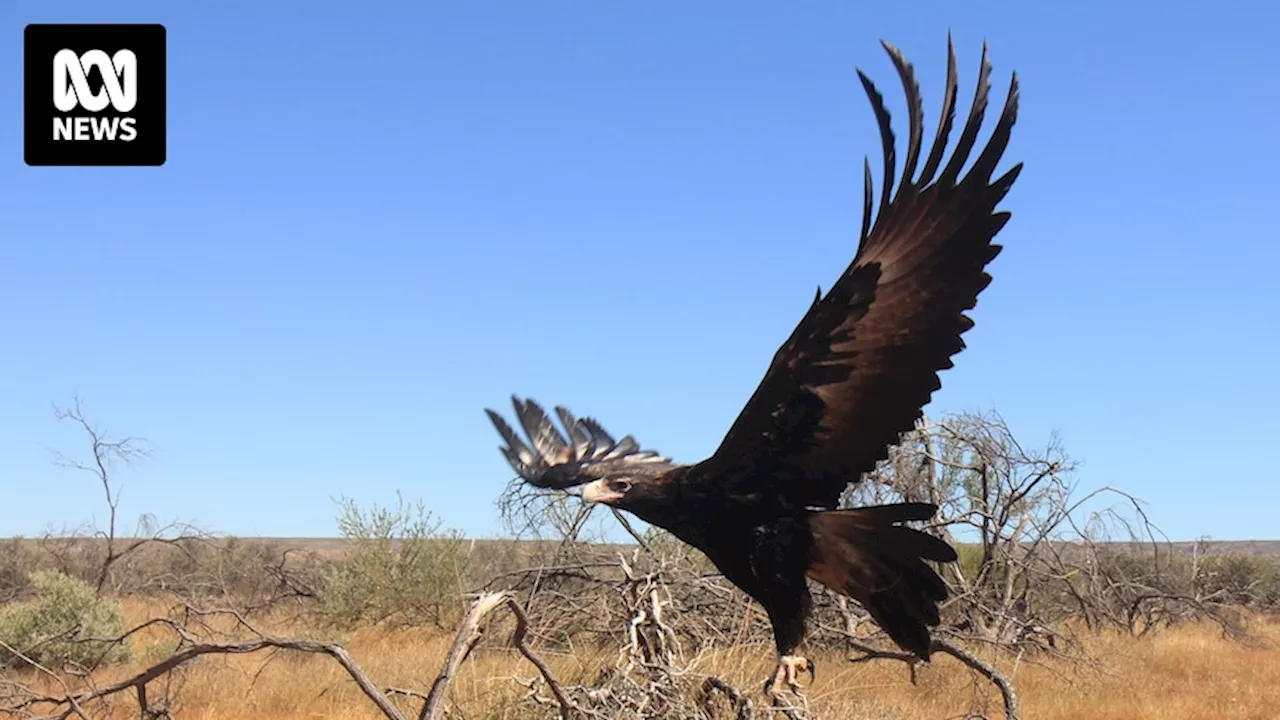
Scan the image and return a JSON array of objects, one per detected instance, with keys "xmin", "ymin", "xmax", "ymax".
[{"xmin": 485, "ymin": 37, "xmax": 1020, "ymax": 697}]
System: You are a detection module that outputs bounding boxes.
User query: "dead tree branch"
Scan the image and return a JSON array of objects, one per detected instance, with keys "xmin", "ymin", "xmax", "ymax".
[
  {"xmin": 420, "ymin": 591, "xmax": 576, "ymax": 720},
  {"xmin": 5, "ymin": 630, "xmax": 407, "ymax": 720}
]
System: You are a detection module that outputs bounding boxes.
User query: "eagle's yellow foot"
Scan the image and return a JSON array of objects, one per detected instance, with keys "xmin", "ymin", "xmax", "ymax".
[{"xmin": 765, "ymin": 654, "xmax": 815, "ymax": 697}]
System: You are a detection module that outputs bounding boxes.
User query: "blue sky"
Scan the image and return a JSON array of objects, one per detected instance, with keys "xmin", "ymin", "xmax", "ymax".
[{"xmin": 1, "ymin": 1, "xmax": 1277, "ymax": 542}]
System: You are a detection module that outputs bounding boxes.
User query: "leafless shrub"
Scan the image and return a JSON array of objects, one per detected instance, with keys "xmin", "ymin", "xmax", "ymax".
[
  {"xmin": 0, "ymin": 540, "xmax": 44, "ymax": 604},
  {"xmin": 36, "ymin": 397, "xmax": 207, "ymax": 598},
  {"xmin": 845, "ymin": 409, "xmax": 1261, "ymax": 652}
]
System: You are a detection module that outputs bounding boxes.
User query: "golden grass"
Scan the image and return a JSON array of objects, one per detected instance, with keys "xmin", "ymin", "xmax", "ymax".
[{"xmin": 17, "ymin": 600, "xmax": 1280, "ymax": 719}]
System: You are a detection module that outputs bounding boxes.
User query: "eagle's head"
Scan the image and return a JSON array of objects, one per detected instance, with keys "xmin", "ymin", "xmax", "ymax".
[
  {"xmin": 577, "ymin": 461, "xmax": 676, "ymax": 510},
  {"xmin": 580, "ymin": 474, "xmax": 637, "ymax": 504},
  {"xmin": 485, "ymin": 396, "xmax": 679, "ymax": 512}
]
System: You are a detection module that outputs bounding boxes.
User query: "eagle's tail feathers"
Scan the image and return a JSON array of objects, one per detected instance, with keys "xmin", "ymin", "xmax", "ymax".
[{"xmin": 806, "ymin": 503, "xmax": 957, "ymax": 660}]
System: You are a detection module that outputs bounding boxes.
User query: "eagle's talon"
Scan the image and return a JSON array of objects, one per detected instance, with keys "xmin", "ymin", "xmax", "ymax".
[{"xmin": 766, "ymin": 655, "xmax": 813, "ymax": 697}]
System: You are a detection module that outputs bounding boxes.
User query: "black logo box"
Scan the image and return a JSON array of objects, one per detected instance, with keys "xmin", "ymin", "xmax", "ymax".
[{"xmin": 24, "ymin": 24, "xmax": 166, "ymax": 167}]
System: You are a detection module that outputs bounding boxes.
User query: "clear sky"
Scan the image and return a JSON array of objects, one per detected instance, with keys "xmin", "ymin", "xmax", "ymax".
[{"xmin": 1, "ymin": 1, "xmax": 1277, "ymax": 542}]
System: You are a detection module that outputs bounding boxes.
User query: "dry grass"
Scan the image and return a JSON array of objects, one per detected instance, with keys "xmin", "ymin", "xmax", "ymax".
[{"xmin": 16, "ymin": 600, "xmax": 1280, "ymax": 720}]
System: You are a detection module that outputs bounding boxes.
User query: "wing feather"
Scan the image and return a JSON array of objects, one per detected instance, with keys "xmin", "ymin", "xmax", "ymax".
[
  {"xmin": 691, "ymin": 39, "xmax": 1021, "ymax": 508},
  {"xmin": 881, "ymin": 40, "xmax": 924, "ymax": 195},
  {"xmin": 856, "ymin": 68, "xmax": 896, "ymax": 221},
  {"xmin": 513, "ymin": 398, "xmax": 571, "ymax": 466},
  {"xmin": 486, "ymin": 396, "xmax": 671, "ymax": 489},
  {"xmin": 555, "ymin": 406, "xmax": 593, "ymax": 460},
  {"xmin": 918, "ymin": 35, "xmax": 959, "ymax": 186}
]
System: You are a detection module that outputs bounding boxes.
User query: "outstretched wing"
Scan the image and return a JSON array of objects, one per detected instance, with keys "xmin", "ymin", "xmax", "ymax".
[
  {"xmin": 693, "ymin": 38, "xmax": 1021, "ymax": 508},
  {"xmin": 485, "ymin": 396, "xmax": 670, "ymax": 489}
]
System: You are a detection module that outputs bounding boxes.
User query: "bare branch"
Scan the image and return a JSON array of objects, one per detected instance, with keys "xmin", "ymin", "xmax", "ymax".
[{"xmin": 6, "ymin": 632, "xmax": 407, "ymax": 720}]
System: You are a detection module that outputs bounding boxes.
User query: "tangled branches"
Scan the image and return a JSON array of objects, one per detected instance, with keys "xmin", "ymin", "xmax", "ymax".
[{"xmin": 848, "ymin": 410, "xmax": 1258, "ymax": 652}]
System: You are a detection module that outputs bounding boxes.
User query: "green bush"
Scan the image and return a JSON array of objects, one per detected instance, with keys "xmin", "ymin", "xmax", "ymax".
[
  {"xmin": 318, "ymin": 493, "xmax": 472, "ymax": 629},
  {"xmin": 0, "ymin": 569, "xmax": 130, "ymax": 669}
]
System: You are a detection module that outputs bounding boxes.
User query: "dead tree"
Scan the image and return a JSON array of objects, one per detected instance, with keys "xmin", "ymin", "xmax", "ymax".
[{"xmin": 46, "ymin": 396, "xmax": 204, "ymax": 596}]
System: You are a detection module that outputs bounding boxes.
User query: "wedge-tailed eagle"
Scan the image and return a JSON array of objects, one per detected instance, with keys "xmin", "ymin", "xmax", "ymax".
[{"xmin": 486, "ymin": 37, "xmax": 1020, "ymax": 697}]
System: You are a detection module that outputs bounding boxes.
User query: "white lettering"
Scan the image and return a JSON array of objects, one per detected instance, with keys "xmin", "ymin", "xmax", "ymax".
[
  {"xmin": 53, "ymin": 116, "xmax": 139, "ymax": 142},
  {"xmin": 94, "ymin": 117, "xmax": 116, "ymax": 140}
]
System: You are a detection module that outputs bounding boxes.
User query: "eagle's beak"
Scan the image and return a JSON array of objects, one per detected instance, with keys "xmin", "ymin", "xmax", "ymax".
[{"xmin": 581, "ymin": 479, "xmax": 624, "ymax": 505}]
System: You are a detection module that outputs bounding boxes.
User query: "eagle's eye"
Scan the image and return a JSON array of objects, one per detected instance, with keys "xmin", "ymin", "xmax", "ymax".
[{"xmin": 607, "ymin": 478, "xmax": 633, "ymax": 494}]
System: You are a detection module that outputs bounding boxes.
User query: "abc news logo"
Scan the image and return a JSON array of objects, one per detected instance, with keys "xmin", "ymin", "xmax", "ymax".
[
  {"xmin": 25, "ymin": 24, "xmax": 166, "ymax": 166},
  {"xmin": 54, "ymin": 49, "xmax": 140, "ymax": 142}
]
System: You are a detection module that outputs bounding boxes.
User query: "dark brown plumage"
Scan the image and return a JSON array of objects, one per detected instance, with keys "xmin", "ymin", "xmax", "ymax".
[{"xmin": 485, "ymin": 36, "xmax": 1020, "ymax": 695}]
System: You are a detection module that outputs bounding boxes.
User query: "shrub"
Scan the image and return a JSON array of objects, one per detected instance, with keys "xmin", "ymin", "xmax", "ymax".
[
  {"xmin": 1198, "ymin": 552, "xmax": 1280, "ymax": 608},
  {"xmin": 0, "ymin": 538, "xmax": 44, "ymax": 603},
  {"xmin": 318, "ymin": 493, "xmax": 472, "ymax": 629},
  {"xmin": 0, "ymin": 569, "xmax": 129, "ymax": 669}
]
